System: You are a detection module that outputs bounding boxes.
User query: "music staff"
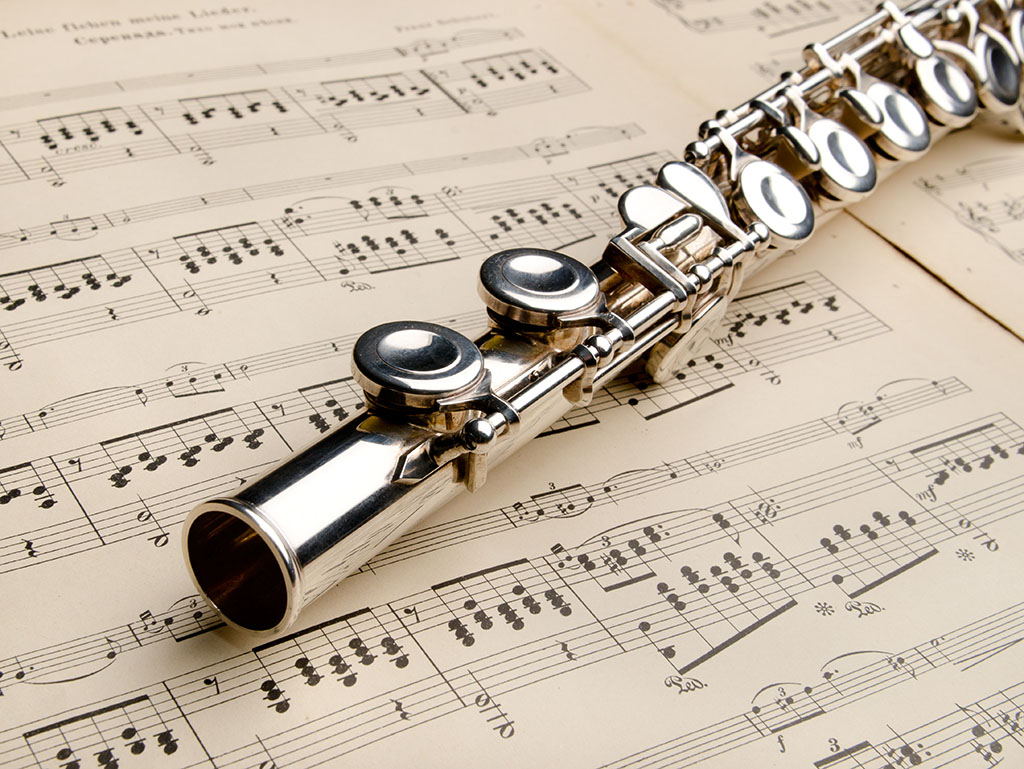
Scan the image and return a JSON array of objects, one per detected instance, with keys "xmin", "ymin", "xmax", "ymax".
[
  {"xmin": 6, "ymin": 579, "xmax": 1022, "ymax": 768},
  {"xmin": 651, "ymin": 0, "xmax": 874, "ymax": 38},
  {"xmin": 808, "ymin": 682, "xmax": 1024, "ymax": 768},
  {"xmin": 0, "ymin": 369, "xmax": 975, "ymax": 584},
  {"xmin": 0, "ymin": 48, "xmax": 589, "ymax": 188},
  {"xmin": 0, "ymin": 153, "xmax": 663, "ymax": 372},
  {"xmin": 0, "ymin": 402, "xmax": 1016, "ymax": 712},
  {"xmin": 0, "ymin": 374, "xmax": 952, "ymax": 704},
  {"xmin": 0, "ymin": 124, "xmax": 641, "ymax": 252},
  {"xmin": 602, "ymin": 603, "xmax": 1024, "ymax": 768},
  {"xmin": 0, "ymin": 27, "xmax": 524, "ymax": 113},
  {"xmin": 916, "ymin": 155, "xmax": 1024, "ymax": 265}
]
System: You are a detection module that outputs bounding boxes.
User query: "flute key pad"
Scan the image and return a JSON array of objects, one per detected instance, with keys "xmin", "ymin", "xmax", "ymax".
[
  {"xmin": 735, "ymin": 159, "xmax": 815, "ymax": 247},
  {"xmin": 863, "ymin": 78, "xmax": 932, "ymax": 159},
  {"xmin": 353, "ymin": 321, "xmax": 486, "ymax": 411},
  {"xmin": 809, "ymin": 117, "xmax": 877, "ymax": 200},
  {"xmin": 479, "ymin": 248, "xmax": 603, "ymax": 329},
  {"xmin": 976, "ymin": 27, "xmax": 1022, "ymax": 111},
  {"xmin": 913, "ymin": 52, "xmax": 979, "ymax": 126}
]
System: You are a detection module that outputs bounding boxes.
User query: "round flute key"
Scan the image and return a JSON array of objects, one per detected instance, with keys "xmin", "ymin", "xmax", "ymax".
[
  {"xmin": 479, "ymin": 248, "xmax": 603, "ymax": 328},
  {"xmin": 913, "ymin": 53, "xmax": 978, "ymax": 127},
  {"xmin": 352, "ymin": 321, "xmax": 485, "ymax": 410},
  {"xmin": 863, "ymin": 77, "xmax": 931, "ymax": 160},
  {"xmin": 808, "ymin": 118, "xmax": 877, "ymax": 201},
  {"xmin": 977, "ymin": 29, "xmax": 1022, "ymax": 111},
  {"xmin": 735, "ymin": 159, "xmax": 815, "ymax": 248}
]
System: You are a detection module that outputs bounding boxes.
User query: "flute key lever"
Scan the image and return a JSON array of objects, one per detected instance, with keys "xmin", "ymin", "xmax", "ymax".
[{"xmin": 184, "ymin": 0, "xmax": 1024, "ymax": 634}]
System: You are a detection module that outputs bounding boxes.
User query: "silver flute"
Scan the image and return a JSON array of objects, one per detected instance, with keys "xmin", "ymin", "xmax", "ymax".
[{"xmin": 184, "ymin": 0, "xmax": 1024, "ymax": 634}]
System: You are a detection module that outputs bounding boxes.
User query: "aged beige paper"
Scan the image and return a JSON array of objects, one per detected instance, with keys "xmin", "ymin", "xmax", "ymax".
[
  {"xmin": 0, "ymin": 1, "xmax": 1023, "ymax": 768},
  {"xmin": 851, "ymin": 124, "xmax": 1024, "ymax": 340}
]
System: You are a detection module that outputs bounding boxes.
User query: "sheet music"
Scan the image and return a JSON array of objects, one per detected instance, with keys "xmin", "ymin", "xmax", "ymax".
[
  {"xmin": 560, "ymin": 0, "xmax": 886, "ymax": 110},
  {"xmin": 2, "ymin": 1, "xmax": 1024, "ymax": 768},
  {"xmin": 851, "ymin": 124, "xmax": 1024, "ymax": 340}
]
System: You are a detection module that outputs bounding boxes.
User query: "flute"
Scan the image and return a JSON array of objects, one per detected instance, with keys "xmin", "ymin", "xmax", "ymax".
[{"xmin": 183, "ymin": 0, "xmax": 1024, "ymax": 634}]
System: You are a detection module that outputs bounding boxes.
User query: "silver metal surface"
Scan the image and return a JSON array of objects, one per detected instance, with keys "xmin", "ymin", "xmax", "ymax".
[
  {"xmin": 699, "ymin": 124, "xmax": 815, "ymax": 248},
  {"xmin": 734, "ymin": 158, "xmax": 815, "ymax": 246},
  {"xmin": 977, "ymin": 25, "xmax": 1023, "ymax": 112},
  {"xmin": 783, "ymin": 85, "xmax": 877, "ymax": 201},
  {"xmin": 809, "ymin": 116, "xmax": 878, "ymax": 199},
  {"xmin": 862, "ymin": 74, "xmax": 933, "ymax": 159},
  {"xmin": 183, "ymin": 0, "xmax": 1024, "ymax": 635},
  {"xmin": 943, "ymin": 1, "xmax": 1022, "ymax": 115},
  {"xmin": 352, "ymin": 321, "xmax": 486, "ymax": 411},
  {"xmin": 479, "ymin": 248, "xmax": 604, "ymax": 328},
  {"xmin": 913, "ymin": 52, "xmax": 980, "ymax": 125},
  {"xmin": 752, "ymin": 97, "xmax": 822, "ymax": 170},
  {"xmin": 1013, "ymin": 8, "xmax": 1024, "ymax": 62},
  {"xmin": 656, "ymin": 161, "xmax": 734, "ymax": 229}
]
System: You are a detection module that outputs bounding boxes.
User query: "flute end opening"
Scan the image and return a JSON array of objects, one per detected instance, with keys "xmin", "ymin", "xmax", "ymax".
[{"xmin": 185, "ymin": 504, "xmax": 290, "ymax": 633}]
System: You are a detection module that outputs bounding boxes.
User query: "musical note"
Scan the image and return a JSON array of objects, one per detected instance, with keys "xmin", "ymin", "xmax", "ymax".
[
  {"xmin": 820, "ymin": 508, "xmax": 937, "ymax": 598},
  {"xmin": 21, "ymin": 694, "xmax": 185, "ymax": 767},
  {"xmin": 154, "ymin": 596, "xmax": 224, "ymax": 642},
  {"xmin": 523, "ymin": 483, "xmax": 594, "ymax": 520},
  {"xmin": 297, "ymin": 378, "xmax": 362, "ymax": 433},
  {"xmin": 468, "ymin": 671, "xmax": 515, "ymax": 738},
  {"xmin": 172, "ymin": 221, "xmax": 283, "ymax": 274},
  {"xmin": 103, "ymin": 637, "xmax": 120, "ymax": 661},
  {"xmin": 163, "ymin": 371, "xmax": 225, "ymax": 399},
  {"xmin": 49, "ymin": 216, "xmax": 99, "ymax": 241},
  {"xmin": 917, "ymin": 154, "xmax": 1024, "ymax": 266},
  {"xmin": 653, "ymin": 0, "xmax": 874, "ymax": 38},
  {"xmin": 432, "ymin": 557, "xmax": 577, "ymax": 647}
]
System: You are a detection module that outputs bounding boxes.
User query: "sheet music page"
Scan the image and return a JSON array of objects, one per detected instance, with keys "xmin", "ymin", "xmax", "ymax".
[
  {"xmin": 2, "ymin": 1, "xmax": 1024, "ymax": 768},
  {"xmin": 850, "ymin": 124, "xmax": 1024, "ymax": 339},
  {"xmin": 560, "ymin": 0, "xmax": 879, "ymax": 110}
]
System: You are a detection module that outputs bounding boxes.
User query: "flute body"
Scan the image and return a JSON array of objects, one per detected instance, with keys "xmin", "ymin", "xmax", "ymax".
[{"xmin": 184, "ymin": 0, "xmax": 1024, "ymax": 634}]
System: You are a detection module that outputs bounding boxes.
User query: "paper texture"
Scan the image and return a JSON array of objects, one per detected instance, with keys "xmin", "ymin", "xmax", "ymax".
[
  {"xmin": 851, "ymin": 124, "xmax": 1024, "ymax": 339},
  {"xmin": 1, "ymin": 1, "xmax": 1023, "ymax": 768}
]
